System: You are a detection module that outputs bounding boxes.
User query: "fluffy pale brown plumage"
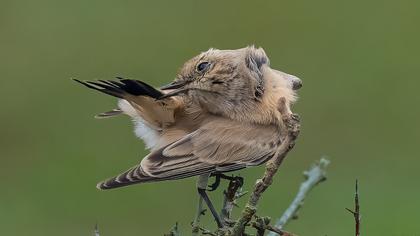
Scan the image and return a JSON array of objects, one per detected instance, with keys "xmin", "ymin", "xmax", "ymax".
[{"xmin": 74, "ymin": 46, "xmax": 302, "ymax": 190}]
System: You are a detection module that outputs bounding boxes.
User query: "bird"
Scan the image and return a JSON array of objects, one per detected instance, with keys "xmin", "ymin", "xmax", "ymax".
[{"xmin": 74, "ymin": 46, "xmax": 302, "ymax": 227}]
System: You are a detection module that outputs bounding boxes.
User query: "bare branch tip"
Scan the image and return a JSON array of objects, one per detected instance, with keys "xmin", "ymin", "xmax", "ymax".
[
  {"xmin": 345, "ymin": 207, "xmax": 356, "ymax": 215},
  {"xmin": 94, "ymin": 223, "xmax": 100, "ymax": 236}
]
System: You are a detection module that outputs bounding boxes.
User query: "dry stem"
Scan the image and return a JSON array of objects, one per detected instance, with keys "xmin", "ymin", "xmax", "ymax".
[
  {"xmin": 220, "ymin": 178, "xmax": 247, "ymax": 226},
  {"xmin": 192, "ymin": 196, "xmax": 205, "ymax": 235},
  {"xmin": 346, "ymin": 180, "xmax": 361, "ymax": 236}
]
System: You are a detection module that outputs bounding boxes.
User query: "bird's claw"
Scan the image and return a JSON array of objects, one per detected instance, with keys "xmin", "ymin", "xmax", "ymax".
[
  {"xmin": 207, "ymin": 173, "xmax": 244, "ymax": 191},
  {"xmin": 207, "ymin": 174, "xmax": 221, "ymax": 191}
]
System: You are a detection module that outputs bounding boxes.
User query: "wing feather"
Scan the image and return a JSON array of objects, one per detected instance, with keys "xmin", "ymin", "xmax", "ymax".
[{"xmin": 97, "ymin": 117, "xmax": 281, "ymax": 190}]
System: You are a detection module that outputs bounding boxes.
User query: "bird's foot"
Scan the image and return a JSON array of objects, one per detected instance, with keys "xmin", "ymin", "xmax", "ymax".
[{"xmin": 208, "ymin": 173, "xmax": 244, "ymax": 191}]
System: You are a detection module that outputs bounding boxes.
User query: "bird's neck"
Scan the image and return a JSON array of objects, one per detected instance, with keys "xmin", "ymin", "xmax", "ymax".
[{"xmin": 193, "ymin": 97, "xmax": 281, "ymax": 126}]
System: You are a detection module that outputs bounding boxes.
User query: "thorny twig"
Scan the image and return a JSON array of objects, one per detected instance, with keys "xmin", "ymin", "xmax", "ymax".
[
  {"xmin": 268, "ymin": 158, "xmax": 330, "ymax": 235},
  {"xmin": 346, "ymin": 180, "xmax": 361, "ymax": 236},
  {"xmin": 220, "ymin": 177, "xmax": 248, "ymax": 226}
]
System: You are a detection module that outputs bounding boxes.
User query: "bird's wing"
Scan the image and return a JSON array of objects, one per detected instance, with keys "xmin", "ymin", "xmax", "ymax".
[
  {"xmin": 125, "ymin": 95, "xmax": 181, "ymax": 129},
  {"xmin": 97, "ymin": 117, "xmax": 281, "ymax": 190},
  {"xmin": 74, "ymin": 78, "xmax": 183, "ymax": 129}
]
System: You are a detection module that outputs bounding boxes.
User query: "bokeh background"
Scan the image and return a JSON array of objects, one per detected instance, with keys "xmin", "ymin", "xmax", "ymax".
[{"xmin": 1, "ymin": 0, "xmax": 419, "ymax": 235}]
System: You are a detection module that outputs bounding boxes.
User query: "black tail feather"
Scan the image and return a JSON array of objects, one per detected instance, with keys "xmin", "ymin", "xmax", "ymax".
[{"xmin": 73, "ymin": 77, "xmax": 163, "ymax": 99}]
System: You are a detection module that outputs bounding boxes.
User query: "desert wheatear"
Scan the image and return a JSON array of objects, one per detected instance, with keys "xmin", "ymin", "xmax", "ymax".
[{"xmin": 74, "ymin": 46, "xmax": 302, "ymax": 227}]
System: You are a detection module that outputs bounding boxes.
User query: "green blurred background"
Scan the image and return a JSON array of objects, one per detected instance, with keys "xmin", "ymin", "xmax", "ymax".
[{"xmin": 1, "ymin": 0, "xmax": 419, "ymax": 235}]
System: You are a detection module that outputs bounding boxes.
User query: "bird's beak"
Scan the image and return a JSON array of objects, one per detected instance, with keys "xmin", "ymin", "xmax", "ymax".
[
  {"xmin": 158, "ymin": 80, "xmax": 191, "ymax": 99},
  {"xmin": 285, "ymin": 74, "xmax": 302, "ymax": 90},
  {"xmin": 273, "ymin": 70, "xmax": 303, "ymax": 91}
]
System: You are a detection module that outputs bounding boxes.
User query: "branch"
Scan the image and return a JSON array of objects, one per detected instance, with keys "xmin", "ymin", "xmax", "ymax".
[
  {"xmin": 192, "ymin": 196, "xmax": 205, "ymax": 235},
  {"xmin": 231, "ymin": 98, "xmax": 300, "ymax": 235},
  {"xmin": 251, "ymin": 216, "xmax": 298, "ymax": 236},
  {"xmin": 346, "ymin": 179, "xmax": 361, "ymax": 236},
  {"xmin": 265, "ymin": 225, "xmax": 297, "ymax": 236},
  {"xmin": 220, "ymin": 177, "xmax": 247, "ymax": 226},
  {"xmin": 267, "ymin": 158, "xmax": 329, "ymax": 236},
  {"xmin": 196, "ymin": 226, "xmax": 218, "ymax": 236}
]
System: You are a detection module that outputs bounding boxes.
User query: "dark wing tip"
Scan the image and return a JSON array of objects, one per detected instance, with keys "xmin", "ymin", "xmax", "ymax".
[
  {"xmin": 115, "ymin": 77, "xmax": 164, "ymax": 99},
  {"xmin": 72, "ymin": 78, "xmax": 94, "ymax": 89},
  {"xmin": 74, "ymin": 77, "xmax": 163, "ymax": 99},
  {"xmin": 73, "ymin": 78, "xmax": 125, "ymax": 98}
]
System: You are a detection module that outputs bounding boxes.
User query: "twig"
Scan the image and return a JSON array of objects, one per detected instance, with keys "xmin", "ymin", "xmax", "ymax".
[
  {"xmin": 94, "ymin": 223, "xmax": 100, "ymax": 236},
  {"xmin": 197, "ymin": 226, "xmax": 217, "ymax": 236},
  {"xmin": 252, "ymin": 216, "xmax": 270, "ymax": 236},
  {"xmin": 164, "ymin": 222, "xmax": 181, "ymax": 236},
  {"xmin": 220, "ymin": 178, "xmax": 247, "ymax": 226},
  {"xmin": 265, "ymin": 225, "xmax": 297, "ymax": 236},
  {"xmin": 268, "ymin": 158, "xmax": 330, "ymax": 235},
  {"xmin": 231, "ymin": 98, "xmax": 300, "ymax": 235},
  {"xmin": 250, "ymin": 217, "xmax": 298, "ymax": 236},
  {"xmin": 346, "ymin": 179, "xmax": 361, "ymax": 236},
  {"xmin": 192, "ymin": 196, "xmax": 206, "ymax": 235}
]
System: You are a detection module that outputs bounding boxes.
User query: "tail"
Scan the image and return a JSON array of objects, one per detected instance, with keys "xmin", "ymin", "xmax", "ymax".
[
  {"xmin": 73, "ymin": 77, "xmax": 163, "ymax": 100},
  {"xmin": 96, "ymin": 159, "xmax": 213, "ymax": 190},
  {"xmin": 96, "ymin": 165, "xmax": 156, "ymax": 190}
]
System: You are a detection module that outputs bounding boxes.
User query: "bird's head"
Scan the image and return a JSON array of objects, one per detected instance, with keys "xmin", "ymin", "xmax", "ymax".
[{"xmin": 160, "ymin": 46, "xmax": 302, "ymax": 121}]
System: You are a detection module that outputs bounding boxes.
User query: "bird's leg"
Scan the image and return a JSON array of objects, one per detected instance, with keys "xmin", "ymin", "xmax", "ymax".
[
  {"xmin": 197, "ymin": 174, "xmax": 224, "ymax": 228},
  {"xmin": 208, "ymin": 173, "xmax": 244, "ymax": 191},
  {"xmin": 197, "ymin": 189, "xmax": 223, "ymax": 228}
]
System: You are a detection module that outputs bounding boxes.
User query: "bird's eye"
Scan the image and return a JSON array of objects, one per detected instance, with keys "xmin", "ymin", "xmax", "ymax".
[{"xmin": 197, "ymin": 62, "xmax": 210, "ymax": 72}]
